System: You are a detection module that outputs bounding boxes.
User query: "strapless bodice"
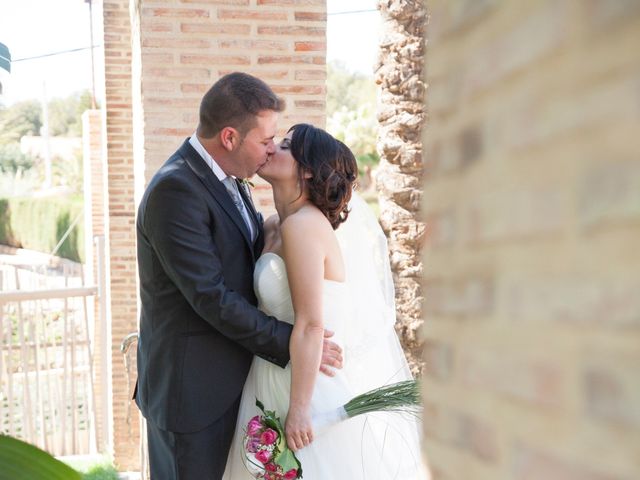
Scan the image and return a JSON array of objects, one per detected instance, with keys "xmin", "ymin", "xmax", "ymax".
[{"xmin": 253, "ymin": 252, "xmax": 350, "ymax": 336}]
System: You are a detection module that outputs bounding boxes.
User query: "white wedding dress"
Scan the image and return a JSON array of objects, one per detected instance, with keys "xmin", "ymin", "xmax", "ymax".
[{"xmin": 223, "ymin": 195, "xmax": 426, "ymax": 480}]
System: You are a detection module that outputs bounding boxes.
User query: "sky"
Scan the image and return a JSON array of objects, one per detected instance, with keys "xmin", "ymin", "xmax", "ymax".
[{"xmin": 0, "ymin": 0, "xmax": 380, "ymax": 106}]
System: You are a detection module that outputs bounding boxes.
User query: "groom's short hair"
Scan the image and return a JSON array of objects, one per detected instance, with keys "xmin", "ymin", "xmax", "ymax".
[{"xmin": 197, "ymin": 72, "xmax": 285, "ymax": 139}]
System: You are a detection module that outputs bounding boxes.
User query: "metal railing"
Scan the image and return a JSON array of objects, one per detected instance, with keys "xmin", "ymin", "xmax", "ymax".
[{"xmin": 0, "ymin": 237, "xmax": 107, "ymax": 456}]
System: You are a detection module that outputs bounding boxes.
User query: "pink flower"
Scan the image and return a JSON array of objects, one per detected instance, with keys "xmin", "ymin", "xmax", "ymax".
[
  {"xmin": 260, "ymin": 428, "xmax": 278, "ymax": 445},
  {"xmin": 247, "ymin": 416, "xmax": 263, "ymax": 436},
  {"xmin": 284, "ymin": 468, "xmax": 298, "ymax": 479},
  {"xmin": 246, "ymin": 438, "xmax": 260, "ymax": 453},
  {"xmin": 264, "ymin": 462, "xmax": 277, "ymax": 472},
  {"xmin": 255, "ymin": 449, "xmax": 272, "ymax": 464}
]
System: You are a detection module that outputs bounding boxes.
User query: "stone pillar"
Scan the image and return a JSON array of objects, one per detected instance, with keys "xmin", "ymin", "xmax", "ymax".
[{"xmin": 422, "ymin": 1, "xmax": 640, "ymax": 479}]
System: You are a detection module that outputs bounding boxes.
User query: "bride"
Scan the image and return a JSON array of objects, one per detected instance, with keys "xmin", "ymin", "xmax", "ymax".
[{"xmin": 223, "ymin": 124, "xmax": 425, "ymax": 479}]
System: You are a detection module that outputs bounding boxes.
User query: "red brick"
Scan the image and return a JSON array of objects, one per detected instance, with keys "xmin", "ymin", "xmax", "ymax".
[
  {"xmin": 141, "ymin": 22, "xmax": 174, "ymax": 33},
  {"xmin": 258, "ymin": 55, "xmax": 324, "ymax": 65},
  {"xmin": 295, "ymin": 41, "xmax": 326, "ymax": 52},
  {"xmin": 145, "ymin": 67, "xmax": 210, "ymax": 79},
  {"xmin": 294, "ymin": 100, "xmax": 325, "ymax": 109},
  {"xmin": 218, "ymin": 9, "xmax": 287, "ymax": 21},
  {"xmin": 180, "ymin": 22, "xmax": 250, "ymax": 34},
  {"xmin": 180, "ymin": 83, "xmax": 211, "ymax": 94},
  {"xmin": 142, "ymin": 37, "xmax": 210, "ymax": 48},
  {"xmin": 272, "ymin": 85, "xmax": 324, "ymax": 95},
  {"xmin": 151, "ymin": 127, "xmax": 193, "ymax": 136},
  {"xmin": 294, "ymin": 69, "xmax": 326, "ymax": 80},
  {"xmin": 142, "ymin": 8, "xmax": 210, "ymax": 18},
  {"xmin": 218, "ymin": 39, "xmax": 288, "ymax": 51},
  {"xmin": 181, "ymin": 0, "xmax": 248, "ymax": 3},
  {"xmin": 257, "ymin": 26, "xmax": 324, "ymax": 36},
  {"xmin": 294, "ymin": 11, "xmax": 327, "ymax": 21},
  {"xmin": 258, "ymin": 0, "xmax": 323, "ymax": 4},
  {"xmin": 180, "ymin": 54, "xmax": 250, "ymax": 65}
]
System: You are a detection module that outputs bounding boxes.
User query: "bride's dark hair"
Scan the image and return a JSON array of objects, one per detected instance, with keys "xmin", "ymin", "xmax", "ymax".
[{"xmin": 288, "ymin": 123, "xmax": 358, "ymax": 229}]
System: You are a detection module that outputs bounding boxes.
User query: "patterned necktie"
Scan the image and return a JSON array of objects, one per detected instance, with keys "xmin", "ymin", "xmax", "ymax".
[{"xmin": 222, "ymin": 176, "xmax": 255, "ymax": 241}]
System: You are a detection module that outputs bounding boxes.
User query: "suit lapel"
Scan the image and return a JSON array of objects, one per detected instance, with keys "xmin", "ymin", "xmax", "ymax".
[{"xmin": 178, "ymin": 140, "xmax": 254, "ymax": 251}]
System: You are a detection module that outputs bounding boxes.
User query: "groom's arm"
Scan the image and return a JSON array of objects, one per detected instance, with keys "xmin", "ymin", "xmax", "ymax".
[{"xmin": 142, "ymin": 175, "xmax": 292, "ymax": 367}]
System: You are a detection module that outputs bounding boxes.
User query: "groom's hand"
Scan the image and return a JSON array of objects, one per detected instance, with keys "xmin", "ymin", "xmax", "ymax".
[{"xmin": 320, "ymin": 329, "xmax": 343, "ymax": 377}]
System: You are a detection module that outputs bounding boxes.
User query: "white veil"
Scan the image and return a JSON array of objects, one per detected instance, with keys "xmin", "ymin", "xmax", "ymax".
[
  {"xmin": 336, "ymin": 192, "xmax": 413, "ymax": 391},
  {"xmin": 335, "ymin": 192, "xmax": 427, "ymax": 479}
]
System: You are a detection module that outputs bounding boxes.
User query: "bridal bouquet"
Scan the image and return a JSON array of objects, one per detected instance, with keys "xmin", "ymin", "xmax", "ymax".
[
  {"xmin": 243, "ymin": 380, "xmax": 420, "ymax": 479},
  {"xmin": 243, "ymin": 400, "xmax": 301, "ymax": 480}
]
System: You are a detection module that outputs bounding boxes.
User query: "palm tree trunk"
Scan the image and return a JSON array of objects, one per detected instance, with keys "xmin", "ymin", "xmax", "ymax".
[{"xmin": 375, "ymin": 0, "xmax": 427, "ymax": 376}]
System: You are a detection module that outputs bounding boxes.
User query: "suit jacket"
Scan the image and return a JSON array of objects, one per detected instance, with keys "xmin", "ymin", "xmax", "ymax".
[{"xmin": 135, "ymin": 139, "xmax": 292, "ymax": 434}]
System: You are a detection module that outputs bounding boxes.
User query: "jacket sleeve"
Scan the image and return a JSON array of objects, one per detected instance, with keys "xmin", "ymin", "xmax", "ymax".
[{"xmin": 141, "ymin": 175, "xmax": 291, "ymax": 368}]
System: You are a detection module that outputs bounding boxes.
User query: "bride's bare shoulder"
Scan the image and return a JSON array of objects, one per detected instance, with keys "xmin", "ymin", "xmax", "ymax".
[{"xmin": 281, "ymin": 206, "xmax": 330, "ymax": 234}]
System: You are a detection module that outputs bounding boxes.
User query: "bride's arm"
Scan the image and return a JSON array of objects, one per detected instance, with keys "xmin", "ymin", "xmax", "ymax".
[{"xmin": 280, "ymin": 211, "xmax": 327, "ymax": 452}]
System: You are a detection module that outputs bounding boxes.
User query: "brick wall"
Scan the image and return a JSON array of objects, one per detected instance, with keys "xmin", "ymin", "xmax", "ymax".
[
  {"xmin": 134, "ymin": 0, "xmax": 327, "ymax": 215},
  {"xmin": 422, "ymin": 1, "xmax": 640, "ymax": 479},
  {"xmin": 103, "ymin": 0, "xmax": 328, "ymax": 470},
  {"xmin": 102, "ymin": 0, "xmax": 139, "ymax": 470}
]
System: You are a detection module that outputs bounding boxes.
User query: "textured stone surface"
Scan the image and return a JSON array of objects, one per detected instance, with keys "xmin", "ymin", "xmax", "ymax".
[{"xmin": 375, "ymin": 0, "xmax": 427, "ymax": 376}]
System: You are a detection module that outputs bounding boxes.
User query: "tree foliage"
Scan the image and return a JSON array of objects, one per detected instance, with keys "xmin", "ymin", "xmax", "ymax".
[
  {"xmin": 0, "ymin": 143, "xmax": 35, "ymax": 173},
  {"xmin": 48, "ymin": 90, "xmax": 94, "ymax": 136},
  {"xmin": 325, "ymin": 61, "xmax": 379, "ymax": 170},
  {"xmin": 0, "ymin": 100, "xmax": 42, "ymax": 144},
  {"xmin": 0, "ymin": 89, "xmax": 94, "ymax": 144}
]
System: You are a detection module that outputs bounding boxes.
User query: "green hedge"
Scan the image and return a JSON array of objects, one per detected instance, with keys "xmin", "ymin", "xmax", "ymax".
[{"xmin": 0, "ymin": 195, "xmax": 84, "ymax": 262}]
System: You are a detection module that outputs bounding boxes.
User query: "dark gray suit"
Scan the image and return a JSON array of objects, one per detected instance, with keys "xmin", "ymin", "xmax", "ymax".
[{"xmin": 135, "ymin": 139, "xmax": 292, "ymax": 478}]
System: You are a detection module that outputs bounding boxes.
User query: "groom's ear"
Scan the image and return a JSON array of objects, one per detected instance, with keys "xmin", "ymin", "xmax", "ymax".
[{"xmin": 220, "ymin": 127, "xmax": 239, "ymax": 151}]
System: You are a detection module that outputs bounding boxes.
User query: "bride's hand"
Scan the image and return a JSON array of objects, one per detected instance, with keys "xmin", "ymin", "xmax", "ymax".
[
  {"xmin": 320, "ymin": 329, "xmax": 343, "ymax": 377},
  {"xmin": 285, "ymin": 405, "xmax": 314, "ymax": 452}
]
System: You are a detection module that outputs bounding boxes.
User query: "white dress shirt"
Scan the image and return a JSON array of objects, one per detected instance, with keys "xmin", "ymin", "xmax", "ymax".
[{"xmin": 189, "ymin": 134, "xmax": 256, "ymax": 241}]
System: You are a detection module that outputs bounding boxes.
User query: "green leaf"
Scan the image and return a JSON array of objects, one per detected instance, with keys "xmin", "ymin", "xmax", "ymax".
[
  {"xmin": 0, "ymin": 435, "xmax": 82, "ymax": 480},
  {"xmin": 274, "ymin": 447, "xmax": 299, "ymax": 473},
  {"xmin": 256, "ymin": 398, "xmax": 265, "ymax": 412}
]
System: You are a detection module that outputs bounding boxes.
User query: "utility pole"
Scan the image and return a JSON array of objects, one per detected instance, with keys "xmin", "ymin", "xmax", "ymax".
[
  {"xmin": 85, "ymin": 0, "xmax": 97, "ymax": 109},
  {"xmin": 41, "ymin": 81, "xmax": 52, "ymax": 189}
]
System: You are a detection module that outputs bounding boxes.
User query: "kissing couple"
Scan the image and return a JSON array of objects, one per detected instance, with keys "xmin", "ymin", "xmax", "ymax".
[{"xmin": 135, "ymin": 72, "xmax": 424, "ymax": 479}]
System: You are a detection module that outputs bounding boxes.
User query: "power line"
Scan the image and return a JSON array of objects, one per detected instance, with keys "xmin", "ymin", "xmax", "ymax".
[
  {"xmin": 13, "ymin": 45, "xmax": 102, "ymax": 63},
  {"xmin": 328, "ymin": 9, "xmax": 377, "ymax": 16},
  {"xmin": 11, "ymin": 10, "xmax": 376, "ymax": 63}
]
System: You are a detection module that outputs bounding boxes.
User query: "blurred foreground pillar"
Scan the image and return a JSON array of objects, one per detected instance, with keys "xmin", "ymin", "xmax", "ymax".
[{"xmin": 422, "ymin": 1, "xmax": 640, "ymax": 479}]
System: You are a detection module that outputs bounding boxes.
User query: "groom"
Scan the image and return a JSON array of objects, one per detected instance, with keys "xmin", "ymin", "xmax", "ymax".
[{"xmin": 135, "ymin": 72, "xmax": 341, "ymax": 479}]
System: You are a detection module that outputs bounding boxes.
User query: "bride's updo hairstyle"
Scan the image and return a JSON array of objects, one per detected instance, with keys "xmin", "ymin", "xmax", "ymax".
[{"xmin": 288, "ymin": 123, "xmax": 358, "ymax": 229}]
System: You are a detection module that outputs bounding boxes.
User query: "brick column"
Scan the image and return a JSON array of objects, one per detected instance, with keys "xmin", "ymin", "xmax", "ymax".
[
  {"xmin": 102, "ymin": 0, "xmax": 139, "ymax": 471},
  {"xmin": 423, "ymin": 1, "xmax": 640, "ymax": 479},
  {"xmin": 82, "ymin": 109, "xmax": 109, "ymax": 453}
]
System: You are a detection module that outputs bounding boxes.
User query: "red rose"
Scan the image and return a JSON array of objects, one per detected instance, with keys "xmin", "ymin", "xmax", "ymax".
[
  {"xmin": 260, "ymin": 428, "xmax": 278, "ymax": 445},
  {"xmin": 284, "ymin": 468, "xmax": 298, "ymax": 479},
  {"xmin": 255, "ymin": 449, "xmax": 272, "ymax": 464},
  {"xmin": 264, "ymin": 462, "xmax": 277, "ymax": 472}
]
